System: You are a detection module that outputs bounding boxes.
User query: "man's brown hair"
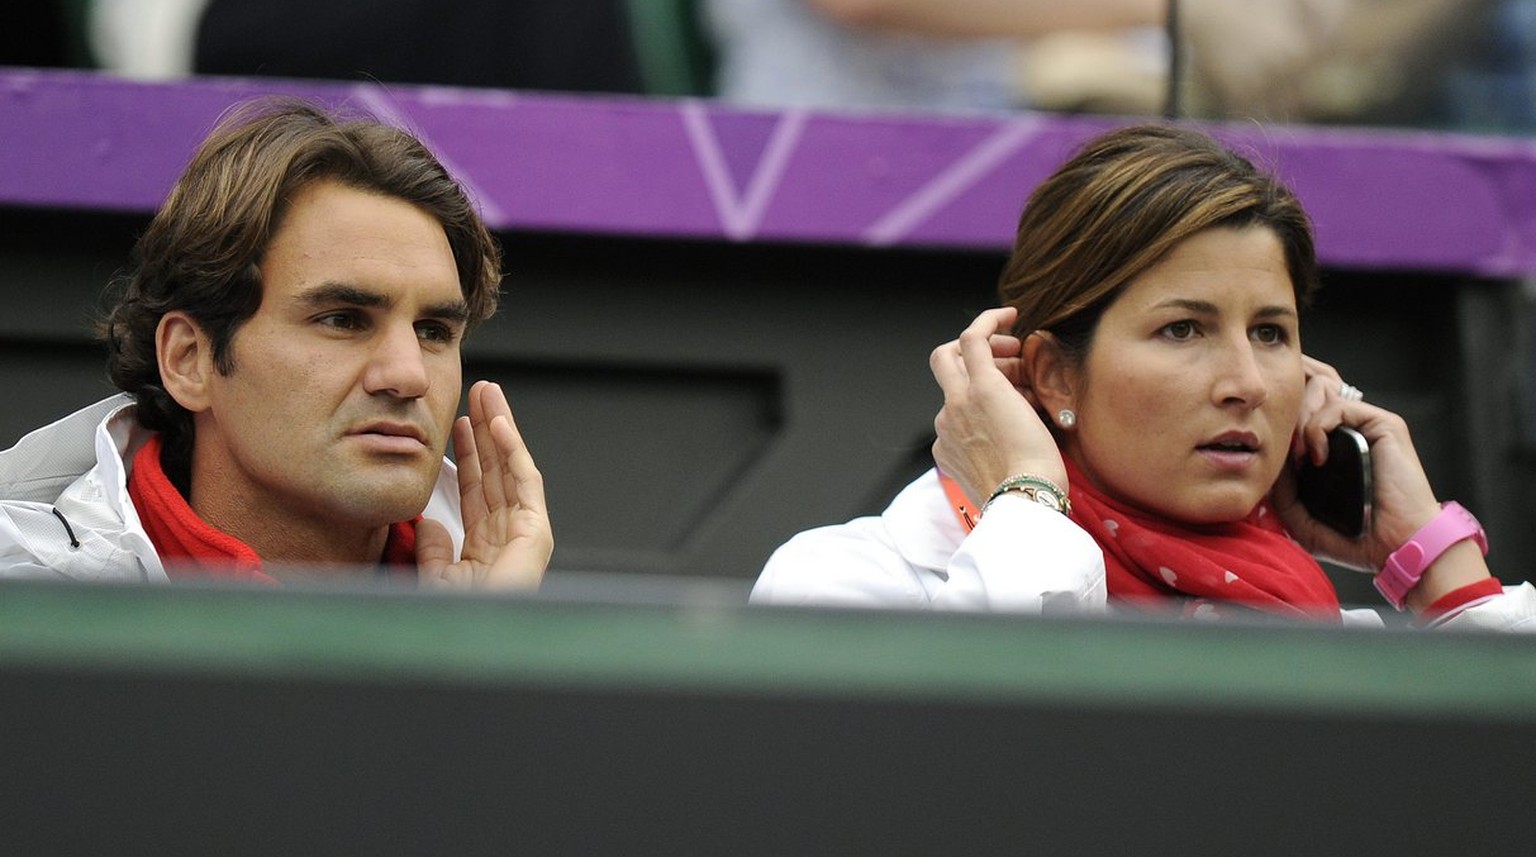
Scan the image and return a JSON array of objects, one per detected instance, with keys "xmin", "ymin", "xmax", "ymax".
[{"xmin": 100, "ymin": 98, "xmax": 502, "ymax": 480}]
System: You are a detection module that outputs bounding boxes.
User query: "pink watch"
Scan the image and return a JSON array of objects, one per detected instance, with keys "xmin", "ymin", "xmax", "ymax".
[{"xmin": 1374, "ymin": 502, "xmax": 1488, "ymax": 611}]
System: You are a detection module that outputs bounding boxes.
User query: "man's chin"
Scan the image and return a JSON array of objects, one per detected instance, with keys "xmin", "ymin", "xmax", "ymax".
[{"xmin": 323, "ymin": 484, "xmax": 436, "ymax": 528}]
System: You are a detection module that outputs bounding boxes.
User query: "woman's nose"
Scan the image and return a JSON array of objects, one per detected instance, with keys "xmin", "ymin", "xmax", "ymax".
[{"xmin": 1212, "ymin": 339, "xmax": 1269, "ymax": 409}]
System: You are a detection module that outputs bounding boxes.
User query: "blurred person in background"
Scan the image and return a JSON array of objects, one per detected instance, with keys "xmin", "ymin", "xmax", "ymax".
[
  {"xmin": 1233, "ymin": 0, "xmax": 1487, "ymax": 128},
  {"xmin": 58, "ymin": 1, "xmax": 1518, "ymax": 130},
  {"xmin": 703, "ymin": 0, "xmax": 1177, "ymax": 113},
  {"xmin": 1442, "ymin": 0, "xmax": 1536, "ymax": 133},
  {"xmin": 703, "ymin": 0, "xmax": 1492, "ymax": 128},
  {"xmin": 84, "ymin": 0, "xmax": 643, "ymax": 93},
  {"xmin": 0, "ymin": 2, "xmax": 75, "ymax": 67}
]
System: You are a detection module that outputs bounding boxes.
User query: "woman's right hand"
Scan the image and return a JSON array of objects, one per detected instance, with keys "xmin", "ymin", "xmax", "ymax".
[{"xmin": 929, "ymin": 307, "xmax": 1067, "ymax": 507}]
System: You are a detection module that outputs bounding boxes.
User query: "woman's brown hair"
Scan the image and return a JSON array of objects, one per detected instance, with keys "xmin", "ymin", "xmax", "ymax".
[{"xmin": 999, "ymin": 124, "xmax": 1317, "ymax": 366}]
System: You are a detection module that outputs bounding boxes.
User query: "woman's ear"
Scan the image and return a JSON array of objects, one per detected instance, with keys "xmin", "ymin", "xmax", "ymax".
[
  {"xmin": 156, "ymin": 311, "xmax": 215, "ymax": 413},
  {"xmin": 1022, "ymin": 331, "xmax": 1076, "ymax": 418}
]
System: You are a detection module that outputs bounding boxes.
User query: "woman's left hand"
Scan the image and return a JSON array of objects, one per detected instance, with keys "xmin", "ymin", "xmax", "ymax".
[{"xmin": 1272, "ymin": 357, "xmax": 1441, "ymax": 571}]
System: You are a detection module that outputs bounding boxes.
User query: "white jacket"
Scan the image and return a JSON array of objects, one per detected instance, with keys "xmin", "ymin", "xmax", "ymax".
[
  {"xmin": 0, "ymin": 395, "xmax": 464, "ymax": 582},
  {"xmin": 753, "ymin": 468, "xmax": 1536, "ymax": 631},
  {"xmin": 754, "ymin": 468, "xmax": 1107, "ymax": 612}
]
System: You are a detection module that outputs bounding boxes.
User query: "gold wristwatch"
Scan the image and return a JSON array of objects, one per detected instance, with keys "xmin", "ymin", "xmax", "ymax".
[{"xmin": 985, "ymin": 474, "xmax": 1071, "ymax": 516}]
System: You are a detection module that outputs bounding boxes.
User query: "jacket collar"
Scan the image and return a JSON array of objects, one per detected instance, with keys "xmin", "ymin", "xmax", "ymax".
[
  {"xmin": 0, "ymin": 393, "xmax": 137, "ymax": 504},
  {"xmin": 5, "ymin": 394, "xmax": 465, "ymax": 574}
]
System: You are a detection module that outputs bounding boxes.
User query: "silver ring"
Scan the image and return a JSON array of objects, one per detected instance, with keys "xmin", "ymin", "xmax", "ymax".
[{"xmin": 1340, "ymin": 382, "xmax": 1364, "ymax": 402}]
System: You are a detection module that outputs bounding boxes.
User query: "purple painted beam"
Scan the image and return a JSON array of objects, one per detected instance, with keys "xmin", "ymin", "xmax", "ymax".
[{"xmin": 5, "ymin": 68, "xmax": 1536, "ymax": 276}]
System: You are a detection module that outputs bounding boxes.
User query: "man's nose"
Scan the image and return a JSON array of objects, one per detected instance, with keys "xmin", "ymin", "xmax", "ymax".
[{"xmin": 362, "ymin": 324, "xmax": 430, "ymax": 399}]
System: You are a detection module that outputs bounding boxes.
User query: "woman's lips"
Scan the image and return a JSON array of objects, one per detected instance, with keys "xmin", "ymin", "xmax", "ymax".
[
  {"xmin": 1197, "ymin": 446, "xmax": 1259, "ymax": 471},
  {"xmin": 1197, "ymin": 431, "xmax": 1261, "ymax": 471}
]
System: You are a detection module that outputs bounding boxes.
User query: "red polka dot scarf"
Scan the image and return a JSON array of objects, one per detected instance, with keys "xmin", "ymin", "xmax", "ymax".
[{"xmin": 1061, "ymin": 457, "xmax": 1341, "ymax": 621}]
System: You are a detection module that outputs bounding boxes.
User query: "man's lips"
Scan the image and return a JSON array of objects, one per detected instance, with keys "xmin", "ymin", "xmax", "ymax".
[{"xmin": 348, "ymin": 421, "xmax": 430, "ymax": 452}]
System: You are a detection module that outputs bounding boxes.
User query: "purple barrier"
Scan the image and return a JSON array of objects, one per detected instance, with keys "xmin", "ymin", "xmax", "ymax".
[{"xmin": 5, "ymin": 67, "xmax": 1536, "ymax": 276}]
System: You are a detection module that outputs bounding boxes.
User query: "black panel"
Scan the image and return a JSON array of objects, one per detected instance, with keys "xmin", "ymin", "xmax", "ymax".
[{"xmin": 2, "ymin": 663, "xmax": 1531, "ymax": 857}]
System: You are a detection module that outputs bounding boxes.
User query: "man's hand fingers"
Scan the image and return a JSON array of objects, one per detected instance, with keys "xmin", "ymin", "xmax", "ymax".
[
  {"xmin": 470, "ymin": 381, "xmax": 509, "ymax": 510},
  {"xmin": 438, "ymin": 380, "xmax": 554, "ymax": 591},
  {"xmin": 452, "ymin": 415, "xmax": 490, "ymax": 528},
  {"xmin": 414, "ymin": 517, "xmax": 456, "ymax": 584},
  {"xmin": 490, "ymin": 411, "xmax": 547, "ymax": 516},
  {"xmin": 485, "ymin": 534, "xmax": 551, "ymax": 590}
]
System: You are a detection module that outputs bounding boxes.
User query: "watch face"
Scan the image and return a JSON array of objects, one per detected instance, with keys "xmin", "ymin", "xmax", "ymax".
[{"xmin": 1029, "ymin": 487, "xmax": 1062, "ymax": 511}]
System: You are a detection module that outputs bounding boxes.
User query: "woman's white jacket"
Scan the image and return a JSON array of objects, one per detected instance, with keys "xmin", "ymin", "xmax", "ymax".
[{"xmin": 752, "ymin": 469, "xmax": 1536, "ymax": 631}]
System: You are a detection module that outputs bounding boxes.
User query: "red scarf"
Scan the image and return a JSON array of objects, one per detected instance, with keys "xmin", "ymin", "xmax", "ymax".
[
  {"xmin": 1062, "ymin": 458, "xmax": 1340, "ymax": 621},
  {"xmin": 127, "ymin": 435, "xmax": 418, "ymax": 583},
  {"xmin": 942, "ymin": 458, "xmax": 1341, "ymax": 621}
]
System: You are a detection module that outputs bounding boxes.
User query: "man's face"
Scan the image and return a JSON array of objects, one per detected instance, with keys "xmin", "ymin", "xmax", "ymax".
[{"xmin": 191, "ymin": 179, "xmax": 468, "ymax": 530}]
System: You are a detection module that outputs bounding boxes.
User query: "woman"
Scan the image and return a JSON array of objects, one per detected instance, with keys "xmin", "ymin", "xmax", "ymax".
[{"xmin": 754, "ymin": 124, "xmax": 1535, "ymax": 629}]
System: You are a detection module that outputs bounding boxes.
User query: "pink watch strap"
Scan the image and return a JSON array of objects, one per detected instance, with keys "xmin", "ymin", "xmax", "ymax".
[{"xmin": 1374, "ymin": 502, "xmax": 1488, "ymax": 611}]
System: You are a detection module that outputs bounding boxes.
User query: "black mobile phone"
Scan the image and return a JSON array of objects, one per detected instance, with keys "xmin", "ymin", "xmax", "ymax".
[{"xmin": 1296, "ymin": 425, "xmax": 1372, "ymax": 539}]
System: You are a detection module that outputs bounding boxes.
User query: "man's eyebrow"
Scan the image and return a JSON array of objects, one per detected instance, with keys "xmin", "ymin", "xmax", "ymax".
[
  {"xmin": 297, "ymin": 283, "xmax": 390, "ymax": 309},
  {"xmin": 424, "ymin": 299, "xmax": 472, "ymax": 325},
  {"xmin": 297, "ymin": 283, "xmax": 471, "ymax": 323}
]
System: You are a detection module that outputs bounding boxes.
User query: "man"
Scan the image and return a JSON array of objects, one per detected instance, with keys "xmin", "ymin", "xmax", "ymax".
[{"xmin": 0, "ymin": 99, "xmax": 551, "ymax": 586}]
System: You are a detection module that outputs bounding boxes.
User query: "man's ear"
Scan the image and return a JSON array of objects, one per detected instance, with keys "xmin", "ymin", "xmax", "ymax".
[
  {"xmin": 1021, "ymin": 331, "xmax": 1077, "ymax": 418},
  {"xmin": 156, "ymin": 311, "xmax": 215, "ymax": 413}
]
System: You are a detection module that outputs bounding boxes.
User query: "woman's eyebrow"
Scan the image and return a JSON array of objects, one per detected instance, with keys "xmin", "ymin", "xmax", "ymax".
[
  {"xmin": 1152, "ymin": 298, "xmax": 1220, "ymax": 314},
  {"xmin": 1255, "ymin": 305, "xmax": 1299, "ymax": 320},
  {"xmin": 1151, "ymin": 299, "xmax": 1297, "ymax": 320}
]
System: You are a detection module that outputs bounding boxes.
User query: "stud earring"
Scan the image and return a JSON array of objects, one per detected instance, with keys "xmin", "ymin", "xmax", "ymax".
[{"xmin": 1057, "ymin": 409, "xmax": 1077, "ymax": 429}]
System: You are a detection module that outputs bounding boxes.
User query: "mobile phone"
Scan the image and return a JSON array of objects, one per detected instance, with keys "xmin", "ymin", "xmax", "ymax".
[{"xmin": 1296, "ymin": 425, "xmax": 1372, "ymax": 539}]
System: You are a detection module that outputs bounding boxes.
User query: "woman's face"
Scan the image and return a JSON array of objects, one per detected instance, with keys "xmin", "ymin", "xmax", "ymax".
[{"xmin": 1061, "ymin": 225, "xmax": 1303, "ymax": 524}]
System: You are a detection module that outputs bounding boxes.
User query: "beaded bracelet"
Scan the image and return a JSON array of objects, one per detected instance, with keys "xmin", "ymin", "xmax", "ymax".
[{"xmin": 984, "ymin": 474, "xmax": 1071, "ymax": 516}]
